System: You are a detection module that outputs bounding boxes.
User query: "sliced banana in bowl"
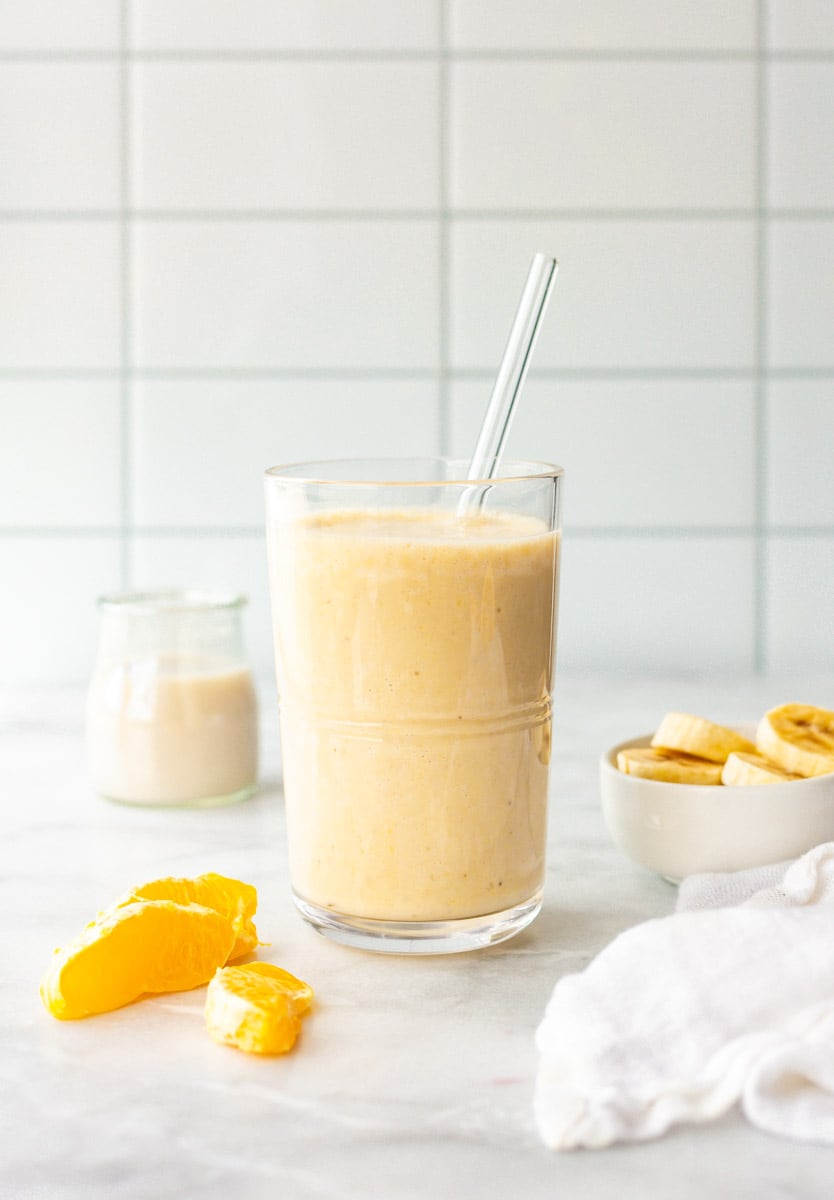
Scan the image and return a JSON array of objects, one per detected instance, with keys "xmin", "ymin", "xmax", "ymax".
[
  {"xmin": 601, "ymin": 705, "xmax": 834, "ymax": 883},
  {"xmin": 617, "ymin": 746, "xmax": 723, "ymax": 786},
  {"xmin": 721, "ymin": 751, "xmax": 802, "ymax": 787},
  {"xmin": 757, "ymin": 703, "xmax": 834, "ymax": 779},
  {"xmin": 651, "ymin": 712, "xmax": 756, "ymax": 764}
]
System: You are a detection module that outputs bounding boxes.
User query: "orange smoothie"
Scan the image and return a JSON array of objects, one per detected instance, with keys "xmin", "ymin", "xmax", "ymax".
[{"xmin": 269, "ymin": 508, "xmax": 560, "ymax": 922}]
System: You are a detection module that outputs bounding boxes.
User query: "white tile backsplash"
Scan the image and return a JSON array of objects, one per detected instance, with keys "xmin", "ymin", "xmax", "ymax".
[
  {"xmin": 451, "ymin": 220, "xmax": 756, "ymax": 369},
  {"xmin": 0, "ymin": 65, "xmax": 120, "ymax": 209},
  {"xmin": 765, "ymin": 537, "xmax": 834, "ymax": 672},
  {"xmin": 768, "ymin": 65, "xmax": 834, "ymax": 208},
  {"xmin": 0, "ymin": 224, "xmax": 120, "ymax": 368},
  {"xmin": 557, "ymin": 535, "xmax": 757, "ymax": 673},
  {"xmin": 767, "ymin": 222, "xmax": 834, "ymax": 368},
  {"xmin": 450, "ymin": 1, "xmax": 756, "ymax": 50},
  {"xmin": 133, "ymin": 63, "xmax": 439, "ymax": 210},
  {"xmin": 451, "ymin": 63, "xmax": 755, "ymax": 210},
  {"xmin": 0, "ymin": 0, "xmax": 119, "ymax": 49},
  {"xmin": 131, "ymin": 378, "xmax": 440, "ymax": 527},
  {"xmin": 767, "ymin": 1, "xmax": 834, "ymax": 50},
  {"xmin": 132, "ymin": 1, "xmax": 439, "ymax": 51},
  {"xmin": 1, "ymin": 5, "xmax": 832, "ymax": 686},
  {"xmin": 765, "ymin": 383, "xmax": 834, "ymax": 528},
  {"xmin": 0, "ymin": 538, "xmax": 120, "ymax": 685},
  {"xmin": 450, "ymin": 379, "xmax": 756, "ymax": 528},
  {"xmin": 130, "ymin": 534, "xmax": 275, "ymax": 682},
  {"xmin": 0, "ymin": 381, "xmax": 121, "ymax": 528},
  {"xmin": 133, "ymin": 221, "xmax": 439, "ymax": 369}
]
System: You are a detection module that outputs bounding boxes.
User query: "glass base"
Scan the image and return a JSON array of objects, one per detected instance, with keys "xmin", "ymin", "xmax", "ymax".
[
  {"xmin": 293, "ymin": 888, "xmax": 543, "ymax": 955},
  {"xmin": 100, "ymin": 782, "xmax": 257, "ymax": 809}
]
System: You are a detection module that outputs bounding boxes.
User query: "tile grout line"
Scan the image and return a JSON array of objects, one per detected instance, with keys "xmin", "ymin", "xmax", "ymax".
[
  {"xmin": 753, "ymin": 0, "xmax": 768, "ymax": 673},
  {"xmin": 4, "ymin": 525, "xmax": 833, "ymax": 540},
  {"xmin": 5, "ymin": 365, "xmax": 834, "ymax": 380},
  {"xmin": 118, "ymin": 0, "xmax": 132, "ymax": 590},
  {"xmin": 3, "ymin": 48, "xmax": 834, "ymax": 62},
  {"xmin": 2, "ymin": 207, "xmax": 834, "ymax": 221},
  {"xmin": 437, "ymin": 0, "xmax": 450, "ymax": 456}
]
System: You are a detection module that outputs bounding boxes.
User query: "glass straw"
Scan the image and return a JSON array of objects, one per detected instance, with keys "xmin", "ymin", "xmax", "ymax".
[{"xmin": 458, "ymin": 253, "xmax": 558, "ymax": 515}]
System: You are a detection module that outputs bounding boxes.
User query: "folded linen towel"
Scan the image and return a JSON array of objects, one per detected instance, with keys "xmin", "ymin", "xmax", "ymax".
[{"xmin": 535, "ymin": 843, "xmax": 834, "ymax": 1151}]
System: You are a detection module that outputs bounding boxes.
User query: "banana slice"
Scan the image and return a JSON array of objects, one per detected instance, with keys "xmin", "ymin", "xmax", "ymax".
[
  {"xmin": 757, "ymin": 704, "xmax": 834, "ymax": 778},
  {"xmin": 651, "ymin": 712, "xmax": 755, "ymax": 764},
  {"xmin": 617, "ymin": 746, "xmax": 723, "ymax": 785},
  {"xmin": 721, "ymin": 751, "xmax": 802, "ymax": 786}
]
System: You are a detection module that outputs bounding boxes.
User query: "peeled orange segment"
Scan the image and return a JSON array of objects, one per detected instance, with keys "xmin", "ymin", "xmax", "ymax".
[
  {"xmin": 651, "ymin": 713, "xmax": 755, "ymax": 764},
  {"xmin": 757, "ymin": 704, "xmax": 834, "ymax": 779},
  {"xmin": 205, "ymin": 962, "xmax": 313, "ymax": 1055},
  {"xmin": 617, "ymin": 746, "xmax": 723, "ymax": 785},
  {"xmin": 41, "ymin": 900, "xmax": 236, "ymax": 1021},
  {"xmin": 239, "ymin": 961, "xmax": 314, "ymax": 1016},
  {"xmin": 116, "ymin": 873, "xmax": 259, "ymax": 961},
  {"xmin": 722, "ymin": 751, "xmax": 802, "ymax": 786}
]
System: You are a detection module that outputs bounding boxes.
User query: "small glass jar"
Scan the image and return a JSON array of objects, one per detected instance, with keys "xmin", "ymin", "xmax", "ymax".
[{"xmin": 86, "ymin": 591, "xmax": 258, "ymax": 807}]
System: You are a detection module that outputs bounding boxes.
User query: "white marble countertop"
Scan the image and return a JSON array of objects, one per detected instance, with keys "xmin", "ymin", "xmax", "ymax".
[{"xmin": 4, "ymin": 676, "xmax": 834, "ymax": 1200}]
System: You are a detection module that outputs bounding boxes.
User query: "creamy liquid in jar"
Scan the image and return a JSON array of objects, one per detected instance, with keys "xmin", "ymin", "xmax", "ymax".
[
  {"xmin": 270, "ymin": 508, "xmax": 559, "ymax": 922},
  {"xmin": 87, "ymin": 657, "xmax": 258, "ymax": 805}
]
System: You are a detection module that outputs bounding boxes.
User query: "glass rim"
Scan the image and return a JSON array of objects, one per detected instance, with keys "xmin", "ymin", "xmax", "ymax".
[
  {"xmin": 264, "ymin": 456, "xmax": 564, "ymax": 488},
  {"xmin": 97, "ymin": 589, "xmax": 247, "ymax": 614}
]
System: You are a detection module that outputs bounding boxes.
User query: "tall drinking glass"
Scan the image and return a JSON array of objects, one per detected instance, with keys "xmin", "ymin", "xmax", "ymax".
[{"xmin": 265, "ymin": 458, "xmax": 563, "ymax": 953}]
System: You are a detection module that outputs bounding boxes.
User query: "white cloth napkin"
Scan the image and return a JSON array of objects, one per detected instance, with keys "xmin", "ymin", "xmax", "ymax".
[{"xmin": 535, "ymin": 843, "xmax": 834, "ymax": 1151}]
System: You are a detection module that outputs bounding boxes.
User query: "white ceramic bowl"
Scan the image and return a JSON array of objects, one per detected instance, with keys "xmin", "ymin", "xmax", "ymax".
[{"xmin": 600, "ymin": 729, "xmax": 834, "ymax": 882}]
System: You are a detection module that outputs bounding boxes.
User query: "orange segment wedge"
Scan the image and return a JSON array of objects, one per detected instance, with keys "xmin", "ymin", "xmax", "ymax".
[
  {"xmin": 115, "ymin": 872, "xmax": 259, "ymax": 961},
  {"xmin": 205, "ymin": 962, "xmax": 314, "ymax": 1055},
  {"xmin": 239, "ymin": 961, "xmax": 314, "ymax": 1015},
  {"xmin": 41, "ymin": 900, "xmax": 236, "ymax": 1020}
]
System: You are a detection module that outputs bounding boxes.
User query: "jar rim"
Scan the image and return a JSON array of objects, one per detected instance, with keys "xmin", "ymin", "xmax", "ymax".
[
  {"xmin": 97, "ymin": 590, "xmax": 247, "ymax": 613},
  {"xmin": 264, "ymin": 456, "xmax": 564, "ymax": 487}
]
